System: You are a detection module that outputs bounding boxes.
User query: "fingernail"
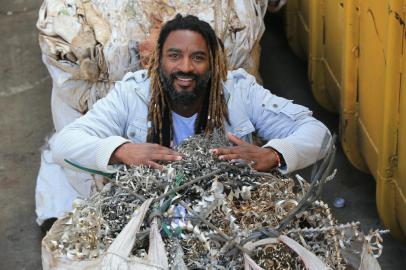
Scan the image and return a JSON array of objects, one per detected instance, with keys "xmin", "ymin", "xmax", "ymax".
[
  {"xmin": 177, "ymin": 156, "xmax": 182, "ymax": 160},
  {"xmin": 219, "ymin": 155, "xmax": 224, "ymax": 160}
]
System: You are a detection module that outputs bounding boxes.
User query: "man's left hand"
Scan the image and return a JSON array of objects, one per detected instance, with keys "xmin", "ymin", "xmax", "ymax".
[{"xmin": 211, "ymin": 133, "xmax": 280, "ymax": 172}]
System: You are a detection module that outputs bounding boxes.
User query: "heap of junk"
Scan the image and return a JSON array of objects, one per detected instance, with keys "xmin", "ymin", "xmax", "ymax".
[{"xmin": 42, "ymin": 131, "xmax": 386, "ymax": 269}]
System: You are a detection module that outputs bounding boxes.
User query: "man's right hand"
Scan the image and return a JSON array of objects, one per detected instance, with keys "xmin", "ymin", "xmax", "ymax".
[{"xmin": 110, "ymin": 143, "xmax": 182, "ymax": 170}]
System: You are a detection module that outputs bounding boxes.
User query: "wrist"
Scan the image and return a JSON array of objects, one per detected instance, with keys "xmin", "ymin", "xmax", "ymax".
[
  {"xmin": 267, "ymin": 147, "xmax": 285, "ymax": 168},
  {"xmin": 110, "ymin": 142, "xmax": 130, "ymax": 164}
]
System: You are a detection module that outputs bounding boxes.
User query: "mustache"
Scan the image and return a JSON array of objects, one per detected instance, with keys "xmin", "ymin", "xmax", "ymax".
[{"xmin": 170, "ymin": 71, "xmax": 198, "ymax": 81}]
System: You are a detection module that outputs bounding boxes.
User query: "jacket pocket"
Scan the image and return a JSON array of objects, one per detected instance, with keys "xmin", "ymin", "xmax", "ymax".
[
  {"xmin": 265, "ymin": 95, "xmax": 311, "ymax": 120},
  {"xmin": 127, "ymin": 119, "xmax": 148, "ymax": 143},
  {"xmin": 280, "ymin": 104, "xmax": 312, "ymax": 120},
  {"xmin": 263, "ymin": 95, "xmax": 290, "ymax": 114}
]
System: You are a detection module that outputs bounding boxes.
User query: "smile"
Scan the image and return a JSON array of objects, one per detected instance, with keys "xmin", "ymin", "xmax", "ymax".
[
  {"xmin": 175, "ymin": 76, "xmax": 195, "ymax": 88},
  {"xmin": 176, "ymin": 76, "xmax": 194, "ymax": 82}
]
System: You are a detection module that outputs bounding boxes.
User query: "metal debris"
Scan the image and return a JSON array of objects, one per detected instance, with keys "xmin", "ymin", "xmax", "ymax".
[{"xmin": 44, "ymin": 131, "xmax": 387, "ymax": 269}]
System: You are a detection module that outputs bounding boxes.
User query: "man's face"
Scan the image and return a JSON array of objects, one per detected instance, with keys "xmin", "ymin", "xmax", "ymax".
[{"xmin": 159, "ymin": 30, "xmax": 211, "ymax": 106}]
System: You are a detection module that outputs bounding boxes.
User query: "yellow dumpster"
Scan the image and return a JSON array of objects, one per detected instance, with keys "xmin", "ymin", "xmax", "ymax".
[
  {"xmin": 285, "ymin": 0, "xmax": 406, "ymax": 240},
  {"xmin": 372, "ymin": 0, "xmax": 406, "ymax": 240},
  {"xmin": 286, "ymin": 0, "xmax": 367, "ymax": 170},
  {"xmin": 340, "ymin": 0, "xmax": 369, "ymax": 172},
  {"xmin": 285, "ymin": 0, "xmax": 310, "ymax": 60},
  {"xmin": 397, "ymin": 52, "xmax": 406, "ymax": 239},
  {"xmin": 309, "ymin": 0, "xmax": 344, "ymax": 114},
  {"xmin": 286, "ymin": 0, "xmax": 343, "ymax": 113}
]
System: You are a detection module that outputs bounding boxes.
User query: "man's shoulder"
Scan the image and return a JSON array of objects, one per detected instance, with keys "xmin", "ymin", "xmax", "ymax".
[
  {"xmin": 122, "ymin": 69, "xmax": 149, "ymax": 83},
  {"xmin": 224, "ymin": 68, "xmax": 257, "ymax": 95},
  {"xmin": 226, "ymin": 68, "xmax": 255, "ymax": 83},
  {"xmin": 116, "ymin": 70, "xmax": 151, "ymax": 103}
]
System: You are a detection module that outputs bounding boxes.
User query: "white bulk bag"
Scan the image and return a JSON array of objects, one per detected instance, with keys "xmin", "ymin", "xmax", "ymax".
[{"xmin": 42, "ymin": 198, "xmax": 169, "ymax": 270}]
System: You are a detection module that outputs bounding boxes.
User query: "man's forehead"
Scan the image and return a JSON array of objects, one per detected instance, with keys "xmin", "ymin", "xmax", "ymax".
[{"xmin": 162, "ymin": 30, "xmax": 209, "ymax": 53}]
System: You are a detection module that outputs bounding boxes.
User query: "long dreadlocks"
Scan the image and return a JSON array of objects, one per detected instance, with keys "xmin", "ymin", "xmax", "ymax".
[{"xmin": 146, "ymin": 14, "xmax": 229, "ymax": 146}]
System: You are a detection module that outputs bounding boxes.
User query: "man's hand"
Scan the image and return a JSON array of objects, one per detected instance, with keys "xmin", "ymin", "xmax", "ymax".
[
  {"xmin": 211, "ymin": 133, "xmax": 280, "ymax": 172},
  {"xmin": 110, "ymin": 143, "xmax": 182, "ymax": 170}
]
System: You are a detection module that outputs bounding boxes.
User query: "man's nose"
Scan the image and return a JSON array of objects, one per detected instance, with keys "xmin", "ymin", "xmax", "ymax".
[{"xmin": 178, "ymin": 57, "xmax": 193, "ymax": 73}]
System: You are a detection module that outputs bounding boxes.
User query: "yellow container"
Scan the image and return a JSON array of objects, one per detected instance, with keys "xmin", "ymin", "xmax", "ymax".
[
  {"xmin": 373, "ymin": 0, "xmax": 406, "ymax": 240},
  {"xmin": 285, "ymin": 0, "xmax": 310, "ymax": 60},
  {"xmin": 340, "ymin": 0, "xmax": 406, "ymax": 241},
  {"xmin": 345, "ymin": 0, "xmax": 406, "ymax": 240},
  {"xmin": 340, "ymin": 0, "xmax": 369, "ymax": 172},
  {"xmin": 286, "ymin": 0, "xmax": 368, "ymax": 170},
  {"xmin": 285, "ymin": 0, "xmax": 406, "ymax": 240},
  {"xmin": 397, "ymin": 50, "xmax": 406, "ymax": 238},
  {"xmin": 308, "ymin": 0, "xmax": 344, "ymax": 113}
]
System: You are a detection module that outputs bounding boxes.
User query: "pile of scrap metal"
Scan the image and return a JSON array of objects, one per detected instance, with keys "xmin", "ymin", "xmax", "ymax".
[{"xmin": 42, "ymin": 132, "xmax": 385, "ymax": 269}]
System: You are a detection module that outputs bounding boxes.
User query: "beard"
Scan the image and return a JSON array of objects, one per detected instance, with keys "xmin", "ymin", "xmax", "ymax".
[{"xmin": 159, "ymin": 67, "xmax": 211, "ymax": 106}]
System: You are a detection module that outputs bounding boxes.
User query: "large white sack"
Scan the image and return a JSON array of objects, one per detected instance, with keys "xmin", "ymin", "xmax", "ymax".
[
  {"xmin": 42, "ymin": 199, "xmax": 169, "ymax": 270},
  {"xmin": 35, "ymin": 134, "xmax": 98, "ymax": 225},
  {"xmin": 35, "ymin": 146, "xmax": 80, "ymax": 225},
  {"xmin": 37, "ymin": 0, "xmax": 268, "ymax": 114}
]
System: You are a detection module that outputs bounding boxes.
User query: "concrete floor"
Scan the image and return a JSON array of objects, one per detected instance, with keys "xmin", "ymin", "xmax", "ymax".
[{"xmin": 0, "ymin": 1, "xmax": 404, "ymax": 269}]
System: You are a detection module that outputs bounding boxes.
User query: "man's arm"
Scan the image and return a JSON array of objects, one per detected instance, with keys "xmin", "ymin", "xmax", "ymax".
[
  {"xmin": 52, "ymin": 78, "xmax": 182, "ymax": 173},
  {"xmin": 249, "ymin": 75, "xmax": 331, "ymax": 173},
  {"xmin": 52, "ymin": 81, "xmax": 131, "ymax": 173},
  {"xmin": 213, "ymin": 69, "xmax": 331, "ymax": 173}
]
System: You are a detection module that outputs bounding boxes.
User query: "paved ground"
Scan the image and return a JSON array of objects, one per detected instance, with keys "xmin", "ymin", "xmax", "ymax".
[
  {"xmin": 0, "ymin": 1, "xmax": 50, "ymax": 270},
  {"xmin": 0, "ymin": 1, "xmax": 404, "ymax": 269}
]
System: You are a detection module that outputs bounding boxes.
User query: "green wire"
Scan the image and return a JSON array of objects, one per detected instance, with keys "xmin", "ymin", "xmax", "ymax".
[{"xmin": 64, "ymin": 159, "xmax": 114, "ymax": 179}]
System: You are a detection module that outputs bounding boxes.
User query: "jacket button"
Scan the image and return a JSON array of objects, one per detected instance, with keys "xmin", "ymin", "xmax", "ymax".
[
  {"xmin": 129, "ymin": 132, "xmax": 135, "ymax": 137},
  {"xmin": 272, "ymin": 104, "xmax": 278, "ymax": 108}
]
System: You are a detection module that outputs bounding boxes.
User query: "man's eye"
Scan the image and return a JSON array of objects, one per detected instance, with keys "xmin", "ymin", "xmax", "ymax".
[
  {"xmin": 192, "ymin": 55, "xmax": 205, "ymax": 61},
  {"xmin": 168, "ymin": 54, "xmax": 180, "ymax": 59}
]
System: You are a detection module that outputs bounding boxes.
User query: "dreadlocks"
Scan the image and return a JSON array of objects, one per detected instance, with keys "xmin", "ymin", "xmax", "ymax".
[{"xmin": 146, "ymin": 14, "xmax": 229, "ymax": 146}]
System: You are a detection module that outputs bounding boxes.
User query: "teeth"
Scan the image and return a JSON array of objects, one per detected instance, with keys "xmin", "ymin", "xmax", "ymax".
[{"xmin": 176, "ymin": 76, "xmax": 193, "ymax": 81}]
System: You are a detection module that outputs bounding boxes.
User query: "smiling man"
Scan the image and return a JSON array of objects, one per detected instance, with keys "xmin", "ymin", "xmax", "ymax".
[{"xmin": 53, "ymin": 14, "xmax": 331, "ymax": 177}]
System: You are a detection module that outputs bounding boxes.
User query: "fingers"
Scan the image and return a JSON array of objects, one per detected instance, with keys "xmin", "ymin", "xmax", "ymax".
[
  {"xmin": 211, "ymin": 147, "xmax": 255, "ymax": 163},
  {"xmin": 151, "ymin": 144, "xmax": 182, "ymax": 156},
  {"xmin": 211, "ymin": 133, "xmax": 247, "ymax": 155},
  {"xmin": 218, "ymin": 153, "xmax": 240, "ymax": 161},
  {"xmin": 211, "ymin": 147, "xmax": 234, "ymax": 156},
  {"xmin": 227, "ymin": 132, "xmax": 246, "ymax": 146},
  {"xmin": 148, "ymin": 144, "xmax": 182, "ymax": 161},
  {"xmin": 146, "ymin": 160, "xmax": 163, "ymax": 170},
  {"xmin": 151, "ymin": 153, "xmax": 182, "ymax": 161}
]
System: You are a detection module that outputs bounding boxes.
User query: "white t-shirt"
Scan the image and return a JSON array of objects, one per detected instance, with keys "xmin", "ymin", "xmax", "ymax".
[{"xmin": 172, "ymin": 112, "xmax": 197, "ymax": 146}]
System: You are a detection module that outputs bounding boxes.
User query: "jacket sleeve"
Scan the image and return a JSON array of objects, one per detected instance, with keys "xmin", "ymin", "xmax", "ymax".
[
  {"xmin": 52, "ymin": 80, "xmax": 132, "ymax": 173},
  {"xmin": 238, "ymin": 70, "xmax": 332, "ymax": 174}
]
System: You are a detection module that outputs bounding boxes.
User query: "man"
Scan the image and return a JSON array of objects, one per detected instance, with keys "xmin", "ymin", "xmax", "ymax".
[
  {"xmin": 53, "ymin": 14, "xmax": 330, "ymax": 176},
  {"xmin": 35, "ymin": 0, "xmax": 268, "ymax": 227}
]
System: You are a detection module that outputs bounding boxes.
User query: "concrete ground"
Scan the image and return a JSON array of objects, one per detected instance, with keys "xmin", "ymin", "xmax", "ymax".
[{"xmin": 0, "ymin": 1, "xmax": 404, "ymax": 269}]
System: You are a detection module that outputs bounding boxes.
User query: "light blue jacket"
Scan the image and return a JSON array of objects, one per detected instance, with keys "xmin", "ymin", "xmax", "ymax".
[{"xmin": 53, "ymin": 69, "xmax": 331, "ymax": 174}]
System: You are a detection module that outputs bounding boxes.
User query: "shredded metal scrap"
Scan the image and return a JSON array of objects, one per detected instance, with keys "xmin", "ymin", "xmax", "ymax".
[{"xmin": 45, "ymin": 132, "xmax": 387, "ymax": 269}]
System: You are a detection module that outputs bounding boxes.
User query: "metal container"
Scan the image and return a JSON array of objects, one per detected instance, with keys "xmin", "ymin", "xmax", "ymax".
[{"xmin": 285, "ymin": 0, "xmax": 406, "ymax": 240}]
